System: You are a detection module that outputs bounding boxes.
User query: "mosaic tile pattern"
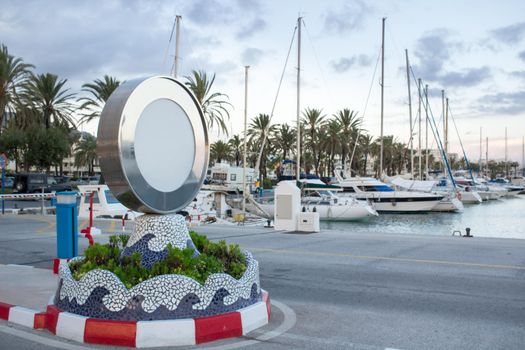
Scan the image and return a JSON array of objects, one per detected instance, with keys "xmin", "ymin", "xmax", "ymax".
[
  {"xmin": 54, "ymin": 284, "xmax": 260, "ymax": 321},
  {"xmin": 122, "ymin": 214, "xmax": 193, "ymax": 268},
  {"xmin": 56, "ymin": 251, "xmax": 261, "ymax": 320}
]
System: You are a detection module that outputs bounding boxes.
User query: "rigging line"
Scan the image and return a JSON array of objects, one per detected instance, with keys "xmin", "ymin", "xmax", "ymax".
[
  {"xmin": 348, "ymin": 47, "xmax": 382, "ymax": 174},
  {"xmin": 162, "ymin": 14, "xmax": 178, "ymax": 73},
  {"xmin": 254, "ymin": 24, "xmax": 298, "ymax": 178},
  {"xmin": 448, "ymin": 104, "xmax": 476, "ymax": 182},
  {"xmin": 424, "ymin": 90, "xmax": 456, "ymax": 188},
  {"xmin": 301, "ymin": 18, "xmax": 336, "ymax": 108}
]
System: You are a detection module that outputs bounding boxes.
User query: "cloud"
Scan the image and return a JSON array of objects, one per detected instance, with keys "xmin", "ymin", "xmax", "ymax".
[
  {"xmin": 412, "ymin": 29, "xmax": 490, "ymax": 87},
  {"xmin": 186, "ymin": 0, "xmax": 265, "ymax": 40},
  {"xmin": 478, "ymin": 90, "xmax": 525, "ymax": 115},
  {"xmin": 519, "ymin": 50, "xmax": 525, "ymax": 62},
  {"xmin": 322, "ymin": 0, "xmax": 371, "ymax": 34},
  {"xmin": 241, "ymin": 48, "xmax": 265, "ymax": 66},
  {"xmin": 440, "ymin": 67, "xmax": 491, "ymax": 87},
  {"xmin": 186, "ymin": 0, "xmax": 236, "ymax": 25},
  {"xmin": 330, "ymin": 54, "xmax": 372, "ymax": 73},
  {"xmin": 236, "ymin": 17, "xmax": 267, "ymax": 39},
  {"xmin": 490, "ymin": 21, "xmax": 525, "ymax": 45}
]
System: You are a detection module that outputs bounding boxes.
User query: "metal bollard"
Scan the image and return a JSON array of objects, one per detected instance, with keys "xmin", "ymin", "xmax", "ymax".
[{"xmin": 464, "ymin": 227, "xmax": 473, "ymax": 238}]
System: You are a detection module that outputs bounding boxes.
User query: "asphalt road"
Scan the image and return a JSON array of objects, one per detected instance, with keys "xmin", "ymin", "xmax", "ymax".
[{"xmin": 0, "ymin": 215, "xmax": 524, "ymax": 349}]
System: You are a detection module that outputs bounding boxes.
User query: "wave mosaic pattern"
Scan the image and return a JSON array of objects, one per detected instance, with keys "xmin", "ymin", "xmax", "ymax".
[
  {"xmin": 53, "ymin": 214, "xmax": 262, "ymax": 320},
  {"xmin": 122, "ymin": 214, "xmax": 194, "ymax": 268}
]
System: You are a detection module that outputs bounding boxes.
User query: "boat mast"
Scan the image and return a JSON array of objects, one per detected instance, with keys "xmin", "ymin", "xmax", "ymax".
[
  {"xmin": 441, "ymin": 90, "xmax": 445, "ymax": 157},
  {"xmin": 445, "ymin": 97, "xmax": 449, "ymax": 155},
  {"xmin": 379, "ymin": 17, "xmax": 386, "ymax": 179},
  {"xmin": 174, "ymin": 15, "xmax": 181, "ymax": 78},
  {"xmin": 405, "ymin": 49, "xmax": 414, "ymax": 178},
  {"xmin": 486, "ymin": 137, "xmax": 489, "ymax": 174},
  {"xmin": 242, "ymin": 66, "xmax": 249, "ymax": 216},
  {"xmin": 424, "ymin": 84, "xmax": 429, "ymax": 179},
  {"xmin": 418, "ymin": 78, "xmax": 422, "ymax": 180},
  {"xmin": 505, "ymin": 127, "xmax": 508, "ymax": 178},
  {"xmin": 296, "ymin": 16, "xmax": 302, "ymax": 181},
  {"xmin": 479, "ymin": 126, "xmax": 482, "ymax": 175}
]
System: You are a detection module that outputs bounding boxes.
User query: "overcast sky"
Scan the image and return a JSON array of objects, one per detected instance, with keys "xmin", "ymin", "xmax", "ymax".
[{"xmin": 1, "ymin": 0, "xmax": 524, "ymax": 165}]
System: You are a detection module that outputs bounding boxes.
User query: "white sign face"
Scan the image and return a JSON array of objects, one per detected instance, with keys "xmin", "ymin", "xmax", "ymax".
[
  {"xmin": 97, "ymin": 76, "xmax": 209, "ymax": 214},
  {"xmin": 134, "ymin": 99, "xmax": 196, "ymax": 192}
]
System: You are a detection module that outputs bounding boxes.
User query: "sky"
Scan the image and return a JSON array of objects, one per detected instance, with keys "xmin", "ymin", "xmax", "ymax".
[{"xmin": 1, "ymin": 0, "xmax": 524, "ymax": 166}]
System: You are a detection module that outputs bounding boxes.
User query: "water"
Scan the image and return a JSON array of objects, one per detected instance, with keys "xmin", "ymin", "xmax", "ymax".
[{"xmin": 321, "ymin": 196, "xmax": 525, "ymax": 239}]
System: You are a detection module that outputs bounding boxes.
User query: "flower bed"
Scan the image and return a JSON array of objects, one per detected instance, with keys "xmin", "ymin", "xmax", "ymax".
[{"xmin": 53, "ymin": 216, "xmax": 261, "ymax": 321}]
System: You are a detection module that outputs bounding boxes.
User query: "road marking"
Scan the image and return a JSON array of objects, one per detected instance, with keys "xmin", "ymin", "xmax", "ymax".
[
  {"xmin": 35, "ymin": 218, "xmax": 55, "ymax": 233},
  {"xmin": 247, "ymin": 247, "xmax": 525, "ymax": 271},
  {"xmin": 108, "ymin": 219, "xmax": 116, "ymax": 232},
  {"xmin": 0, "ymin": 323, "xmax": 92, "ymax": 350}
]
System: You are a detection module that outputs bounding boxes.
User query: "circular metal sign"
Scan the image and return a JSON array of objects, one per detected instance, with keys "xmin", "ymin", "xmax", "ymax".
[{"xmin": 97, "ymin": 76, "xmax": 209, "ymax": 214}]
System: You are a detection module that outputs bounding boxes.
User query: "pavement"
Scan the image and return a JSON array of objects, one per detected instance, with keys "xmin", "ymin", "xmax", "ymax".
[{"xmin": 1, "ymin": 214, "xmax": 525, "ymax": 349}]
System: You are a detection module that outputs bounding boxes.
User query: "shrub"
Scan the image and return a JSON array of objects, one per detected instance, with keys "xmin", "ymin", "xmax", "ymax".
[{"xmin": 69, "ymin": 232, "xmax": 247, "ymax": 289}]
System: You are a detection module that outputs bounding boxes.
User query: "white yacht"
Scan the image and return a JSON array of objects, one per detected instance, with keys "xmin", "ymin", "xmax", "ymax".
[
  {"xmin": 388, "ymin": 177, "xmax": 463, "ymax": 212},
  {"xmin": 334, "ymin": 174, "xmax": 444, "ymax": 213}
]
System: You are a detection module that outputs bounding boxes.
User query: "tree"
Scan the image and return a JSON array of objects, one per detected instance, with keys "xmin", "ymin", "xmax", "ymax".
[
  {"xmin": 210, "ymin": 140, "xmax": 232, "ymax": 165},
  {"xmin": 0, "ymin": 125, "xmax": 26, "ymax": 172},
  {"xmin": 0, "ymin": 44, "xmax": 34, "ymax": 134},
  {"xmin": 228, "ymin": 135, "xmax": 242, "ymax": 166},
  {"xmin": 334, "ymin": 108, "xmax": 361, "ymax": 173},
  {"xmin": 359, "ymin": 134, "xmax": 374, "ymax": 176},
  {"xmin": 74, "ymin": 134, "xmax": 98, "ymax": 175},
  {"xmin": 184, "ymin": 70, "xmax": 231, "ymax": 135},
  {"xmin": 78, "ymin": 75, "xmax": 120, "ymax": 125},
  {"xmin": 302, "ymin": 107, "xmax": 325, "ymax": 175},
  {"xmin": 24, "ymin": 73, "xmax": 76, "ymax": 129},
  {"xmin": 247, "ymin": 113, "xmax": 276, "ymax": 178},
  {"xmin": 271, "ymin": 123, "xmax": 295, "ymax": 160},
  {"xmin": 323, "ymin": 120, "xmax": 342, "ymax": 176},
  {"xmin": 24, "ymin": 126, "xmax": 70, "ymax": 172}
]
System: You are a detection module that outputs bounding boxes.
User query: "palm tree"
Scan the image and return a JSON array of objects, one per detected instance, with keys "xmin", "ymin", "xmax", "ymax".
[
  {"xmin": 74, "ymin": 134, "xmax": 97, "ymax": 175},
  {"xmin": 359, "ymin": 134, "xmax": 374, "ymax": 176},
  {"xmin": 78, "ymin": 75, "xmax": 120, "ymax": 124},
  {"xmin": 271, "ymin": 123, "xmax": 295, "ymax": 160},
  {"xmin": 210, "ymin": 140, "xmax": 232, "ymax": 164},
  {"xmin": 302, "ymin": 107, "xmax": 325, "ymax": 175},
  {"xmin": 24, "ymin": 73, "xmax": 76, "ymax": 129},
  {"xmin": 323, "ymin": 119, "xmax": 341, "ymax": 176},
  {"xmin": 334, "ymin": 108, "xmax": 361, "ymax": 173},
  {"xmin": 184, "ymin": 70, "xmax": 231, "ymax": 135},
  {"xmin": 0, "ymin": 44, "xmax": 34, "ymax": 134},
  {"xmin": 247, "ymin": 113, "xmax": 276, "ymax": 177},
  {"xmin": 228, "ymin": 135, "xmax": 242, "ymax": 166}
]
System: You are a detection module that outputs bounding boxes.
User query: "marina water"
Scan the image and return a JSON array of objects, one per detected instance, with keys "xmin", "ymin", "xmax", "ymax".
[{"xmin": 322, "ymin": 197, "xmax": 525, "ymax": 239}]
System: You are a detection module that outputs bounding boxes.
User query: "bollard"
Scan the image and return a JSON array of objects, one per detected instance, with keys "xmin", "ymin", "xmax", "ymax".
[
  {"xmin": 55, "ymin": 192, "xmax": 78, "ymax": 259},
  {"xmin": 464, "ymin": 227, "xmax": 473, "ymax": 238}
]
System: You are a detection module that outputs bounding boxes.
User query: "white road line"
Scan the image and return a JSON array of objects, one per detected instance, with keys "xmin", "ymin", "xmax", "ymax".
[{"xmin": 0, "ymin": 324, "xmax": 92, "ymax": 350}]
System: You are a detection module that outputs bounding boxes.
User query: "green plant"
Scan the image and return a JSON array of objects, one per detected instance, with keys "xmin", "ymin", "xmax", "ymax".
[{"xmin": 69, "ymin": 233, "xmax": 247, "ymax": 289}]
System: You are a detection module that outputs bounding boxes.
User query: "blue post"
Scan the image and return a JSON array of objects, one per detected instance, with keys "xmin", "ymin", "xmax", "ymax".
[
  {"xmin": 55, "ymin": 192, "xmax": 78, "ymax": 259},
  {"xmin": 1, "ymin": 166, "xmax": 4, "ymax": 214}
]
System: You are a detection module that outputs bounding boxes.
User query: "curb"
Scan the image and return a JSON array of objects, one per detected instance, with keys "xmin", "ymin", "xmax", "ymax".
[{"xmin": 1, "ymin": 290, "xmax": 271, "ymax": 348}]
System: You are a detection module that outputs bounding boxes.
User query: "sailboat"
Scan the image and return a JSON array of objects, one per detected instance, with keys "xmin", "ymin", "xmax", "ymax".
[{"xmin": 244, "ymin": 17, "xmax": 378, "ymax": 222}]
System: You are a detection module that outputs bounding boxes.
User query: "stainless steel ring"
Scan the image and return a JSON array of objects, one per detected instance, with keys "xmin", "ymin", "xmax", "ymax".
[{"xmin": 97, "ymin": 76, "xmax": 209, "ymax": 214}]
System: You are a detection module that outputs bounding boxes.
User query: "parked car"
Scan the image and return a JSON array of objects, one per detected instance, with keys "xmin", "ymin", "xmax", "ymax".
[
  {"xmin": 12, "ymin": 173, "xmax": 73, "ymax": 194},
  {"xmin": 1, "ymin": 176, "xmax": 14, "ymax": 189}
]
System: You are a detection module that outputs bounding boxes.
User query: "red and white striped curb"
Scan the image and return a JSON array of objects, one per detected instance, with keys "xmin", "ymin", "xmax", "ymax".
[{"xmin": 1, "ymin": 290, "xmax": 271, "ymax": 348}]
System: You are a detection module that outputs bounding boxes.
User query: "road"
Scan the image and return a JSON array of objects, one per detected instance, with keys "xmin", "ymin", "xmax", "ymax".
[{"xmin": 0, "ymin": 214, "xmax": 524, "ymax": 349}]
